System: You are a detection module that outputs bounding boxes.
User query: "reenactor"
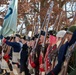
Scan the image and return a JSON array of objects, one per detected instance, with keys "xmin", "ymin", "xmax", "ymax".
[
  {"xmin": 45, "ymin": 30, "xmax": 57, "ymax": 74},
  {"xmin": 1, "ymin": 36, "xmax": 12, "ymax": 75},
  {"xmin": 20, "ymin": 36, "xmax": 30, "ymax": 75},
  {"xmin": 28, "ymin": 34, "xmax": 39, "ymax": 74},
  {"xmin": 47, "ymin": 26, "xmax": 76, "ymax": 75},
  {"xmin": 39, "ymin": 31, "xmax": 49, "ymax": 75},
  {"xmin": 2, "ymin": 34, "xmax": 22, "ymax": 75}
]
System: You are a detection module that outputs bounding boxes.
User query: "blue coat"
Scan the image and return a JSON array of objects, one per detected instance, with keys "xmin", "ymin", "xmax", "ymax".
[
  {"xmin": 47, "ymin": 42, "xmax": 69, "ymax": 75},
  {"xmin": 20, "ymin": 43, "xmax": 28, "ymax": 63},
  {"xmin": 20, "ymin": 43, "xmax": 28, "ymax": 72},
  {"xmin": 6, "ymin": 41, "xmax": 21, "ymax": 52}
]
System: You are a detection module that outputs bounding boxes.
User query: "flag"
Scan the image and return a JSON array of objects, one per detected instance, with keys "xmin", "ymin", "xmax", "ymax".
[{"xmin": 0, "ymin": 0, "xmax": 18, "ymax": 38}]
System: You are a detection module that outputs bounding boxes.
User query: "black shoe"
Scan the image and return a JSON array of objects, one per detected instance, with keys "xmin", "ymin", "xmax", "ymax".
[
  {"xmin": 0, "ymin": 69, "xmax": 3, "ymax": 74},
  {"xmin": 8, "ymin": 64, "xmax": 13, "ymax": 71}
]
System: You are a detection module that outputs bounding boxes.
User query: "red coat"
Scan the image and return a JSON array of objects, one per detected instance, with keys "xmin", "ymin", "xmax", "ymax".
[
  {"xmin": 39, "ymin": 54, "xmax": 45, "ymax": 72},
  {"xmin": 45, "ymin": 45, "xmax": 52, "ymax": 73},
  {"xmin": 45, "ymin": 44, "xmax": 57, "ymax": 73},
  {"xmin": 3, "ymin": 54, "xmax": 10, "ymax": 62},
  {"xmin": 29, "ymin": 52, "xmax": 36, "ymax": 68}
]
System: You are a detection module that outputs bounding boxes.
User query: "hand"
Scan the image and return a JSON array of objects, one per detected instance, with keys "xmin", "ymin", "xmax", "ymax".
[{"xmin": 2, "ymin": 38, "xmax": 6, "ymax": 43}]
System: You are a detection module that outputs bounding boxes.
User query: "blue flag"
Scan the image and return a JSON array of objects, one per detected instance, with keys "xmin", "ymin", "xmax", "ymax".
[{"xmin": 0, "ymin": 0, "xmax": 18, "ymax": 38}]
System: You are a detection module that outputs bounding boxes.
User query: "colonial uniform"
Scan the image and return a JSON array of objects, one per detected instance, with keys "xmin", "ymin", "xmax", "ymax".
[
  {"xmin": 20, "ymin": 36, "xmax": 30, "ymax": 75},
  {"xmin": 45, "ymin": 34, "xmax": 57, "ymax": 74}
]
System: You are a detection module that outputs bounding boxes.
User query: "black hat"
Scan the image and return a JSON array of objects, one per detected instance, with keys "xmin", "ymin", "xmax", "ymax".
[
  {"xmin": 41, "ymin": 30, "xmax": 45, "ymax": 36},
  {"xmin": 34, "ymin": 34, "xmax": 39, "ymax": 38},
  {"xmin": 15, "ymin": 34, "xmax": 21, "ymax": 38},
  {"xmin": 31, "ymin": 36, "xmax": 35, "ymax": 40},
  {"xmin": 21, "ymin": 36, "xmax": 26, "ymax": 40},
  {"xmin": 48, "ymin": 30, "xmax": 56, "ymax": 36},
  {"xmin": 10, "ymin": 36, "xmax": 15, "ymax": 40},
  {"xmin": 5, "ymin": 36, "xmax": 10, "ymax": 40},
  {"xmin": 48, "ymin": 30, "xmax": 53, "ymax": 35}
]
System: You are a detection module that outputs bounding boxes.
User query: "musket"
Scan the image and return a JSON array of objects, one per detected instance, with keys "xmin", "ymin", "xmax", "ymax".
[
  {"xmin": 42, "ymin": 1, "xmax": 54, "ymax": 49},
  {"xmin": 53, "ymin": 15, "xmax": 60, "ymax": 30},
  {"xmin": 30, "ymin": 1, "xmax": 54, "ymax": 63},
  {"xmin": 39, "ymin": 1, "xmax": 54, "ymax": 70},
  {"xmin": 46, "ymin": 14, "xmax": 59, "ymax": 68},
  {"xmin": 47, "ymin": 11, "xmax": 63, "ymax": 58},
  {"xmin": 59, "ymin": 42, "xmax": 76, "ymax": 75},
  {"xmin": 44, "ymin": 12, "xmax": 60, "ymax": 74},
  {"xmin": 56, "ymin": 11, "xmax": 63, "ymax": 32}
]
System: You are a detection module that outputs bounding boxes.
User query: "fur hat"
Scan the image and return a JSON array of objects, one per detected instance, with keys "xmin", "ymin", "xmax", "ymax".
[{"xmin": 56, "ymin": 30, "xmax": 66, "ymax": 38}]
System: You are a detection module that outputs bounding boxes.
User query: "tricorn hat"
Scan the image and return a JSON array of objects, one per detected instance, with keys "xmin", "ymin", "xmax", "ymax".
[
  {"xmin": 41, "ymin": 30, "xmax": 45, "ymax": 36},
  {"xmin": 48, "ymin": 30, "xmax": 56, "ymax": 36},
  {"xmin": 15, "ymin": 34, "xmax": 21, "ymax": 38},
  {"xmin": 5, "ymin": 36, "xmax": 10, "ymax": 40},
  {"xmin": 21, "ymin": 36, "xmax": 26, "ymax": 40},
  {"xmin": 34, "ymin": 34, "xmax": 39, "ymax": 38}
]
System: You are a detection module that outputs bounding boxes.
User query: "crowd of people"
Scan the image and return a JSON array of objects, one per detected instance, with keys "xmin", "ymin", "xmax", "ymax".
[{"xmin": 0, "ymin": 26, "xmax": 76, "ymax": 75}]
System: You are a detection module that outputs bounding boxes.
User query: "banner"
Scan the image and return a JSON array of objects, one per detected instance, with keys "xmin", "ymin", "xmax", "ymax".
[{"xmin": 0, "ymin": 0, "xmax": 18, "ymax": 38}]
